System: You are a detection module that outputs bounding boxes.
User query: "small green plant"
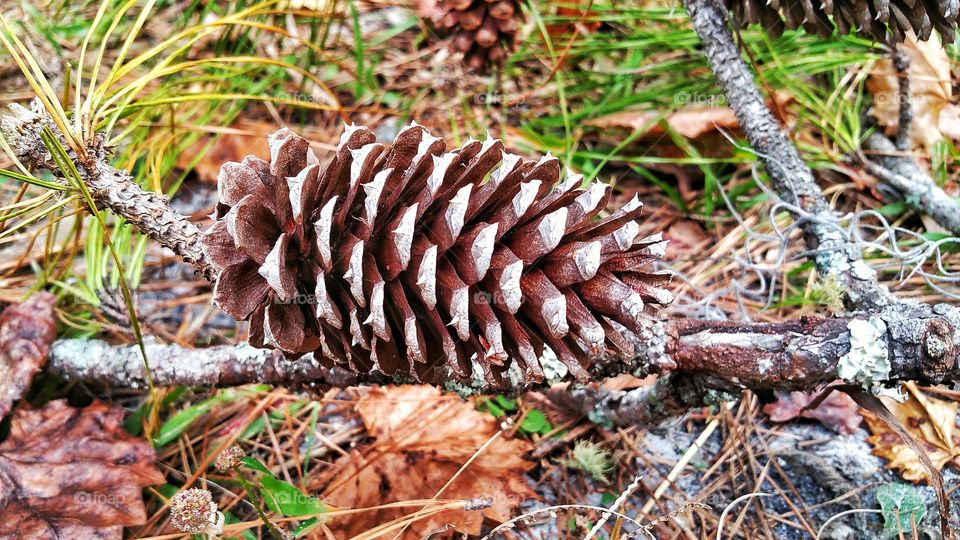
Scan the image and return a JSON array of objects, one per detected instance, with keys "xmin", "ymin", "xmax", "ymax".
[
  {"xmin": 478, "ymin": 396, "xmax": 555, "ymax": 436},
  {"xmin": 564, "ymin": 440, "xmax": 613, "ymax": 483},
  {"xmin": 876, "ymin": 482, "xmax": 926, "ymax": 538},
  {"xmin": 236, "ymin": 456, "xmax": 328, "ymax": 538}
]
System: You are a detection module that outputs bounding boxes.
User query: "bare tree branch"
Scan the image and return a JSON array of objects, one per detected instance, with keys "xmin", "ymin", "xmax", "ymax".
[
  {"xmin": 891, "ymin": 46, "xmax": 912, "ymax": 152},
  {"xmin": 861, "ymin": 133, "xmax": 960, "ymax": 236},
  {"xmin": 683, "ymin": 0, "xmax": 895, "ymax": 311},
  {"xmin": 48, "ymin": 304, "xmax": 960, "ymax": 394},
  {"xmin": 678, "ymin": 1, "xmax": 956, "ymax": 534},
  {"xmin": 854, "ymin": 45, "xmax": 960, "ymax": 237}
]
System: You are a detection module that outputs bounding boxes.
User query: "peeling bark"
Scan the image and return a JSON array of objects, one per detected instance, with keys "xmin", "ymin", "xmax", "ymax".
[
  {"xmin": 671, "ymin": 302, "xmax": 959, "ymax": 389},
  {"xmin": 48, "ymin": 338, "xmax": 337, "ymax": 389}
]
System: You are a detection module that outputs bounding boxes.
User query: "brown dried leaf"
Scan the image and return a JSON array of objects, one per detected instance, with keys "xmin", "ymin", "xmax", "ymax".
[
  {"xmin": 587, "ymin": 106, "xmax": 740, "ymax": 139},
  {"xmin": 664, "ymin": 220, "xmax": 710, "ymax": 255},
  {"xmin": 0, "ymin": 399, "xmax": 164, "ymax": 538},
  {"xmin": 763, "ymin": 390, "xmax": 862, "ymax": 435},
  {"xmin": 862, "ymin": 383, "xmax": 960, "ymax": 483},
  {"xmin": 314, "ymin": 385, "xmax": 535, "ymax": 538},
  {"xmin": 586, "ymin": 93, "xmax": 792, "ymax": 140},
  {"xmin": 868, "ymin": 34, "xmax": 960, "ymax": 151},
  {"xmin": 0, "ymin": 292, "xmax": 56, "ymax": 419}
]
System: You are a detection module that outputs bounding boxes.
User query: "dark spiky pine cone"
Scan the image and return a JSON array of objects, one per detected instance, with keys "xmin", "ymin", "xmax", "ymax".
[
  {"xmin": 725, "ymin": 0, "xmax": 960, "ymax": 43},
  {"xmin": 417, "ymin": 0, "xmax": 524, "ymax": 69},
  {"xmin": 204, "ymin": 124, "xmax": 672, "ymax": 386}
]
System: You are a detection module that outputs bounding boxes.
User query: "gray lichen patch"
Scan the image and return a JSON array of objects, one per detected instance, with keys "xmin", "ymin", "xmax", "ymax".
[{"xmin": 837, "ymin": 317, "xmax": 890, "ymax": 390}]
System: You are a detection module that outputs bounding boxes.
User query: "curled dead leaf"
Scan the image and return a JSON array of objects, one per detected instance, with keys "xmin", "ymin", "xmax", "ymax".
[
  {"xmin": 762, "ymin": 390, "xmax": 862, "ymax": 435},
  {"xmin": 862, "ymin": 383, "xmax": 960, "ymax": 483},
  {"xmin": 0, "ymin": 399, "xmax": 164, "ymax": 538},
  {"xmin": 312, "ymin": 385, "xmax": 535, "ymax": 539},
  {"xmin": 0, "ymin": 292, "xmax": 56, "ymax": 419}
]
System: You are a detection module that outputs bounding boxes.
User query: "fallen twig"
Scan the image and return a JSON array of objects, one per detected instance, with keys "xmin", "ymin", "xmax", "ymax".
[
  {"xmin": 680, "ymin": 0, "xmax": 955, "ymax": 534},
  {"xmin": 683, "ymin": 0, "xmax": 894, "ymax": 312},
  {"xmin": 861, "ymin": 132, "xmax": 960, "ymax": 236},
  {"xmin": 49, "ymin": 304, "xmax": 960, "ymax": 395}
]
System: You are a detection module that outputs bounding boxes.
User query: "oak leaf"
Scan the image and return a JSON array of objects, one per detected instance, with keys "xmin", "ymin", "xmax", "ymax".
[
  {"xmin": 0, "ymin": 399, "xmax": 164, "ymax": 538},
  {"xmin": 313, "ymin": 385, "xmax": 536, "ymax": 539},
  {"xmin": 868, "ymin": 34, "xmax": 960, "ymax": 151},
  {"xmin": 0, "ymin": 293, "xmax": 56, "ymax": 419},
  {"xmin": 862, "ymin": 383, "xmax": 960, "ymax": 483}
]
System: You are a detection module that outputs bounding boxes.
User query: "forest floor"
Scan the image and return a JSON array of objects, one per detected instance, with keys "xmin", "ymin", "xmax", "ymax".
[{"xmin": 1, "ymin": 1, "xmax": 959, "ymax": 538}]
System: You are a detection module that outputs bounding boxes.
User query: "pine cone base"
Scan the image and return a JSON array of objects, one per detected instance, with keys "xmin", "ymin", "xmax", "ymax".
[{"xmin": 205, "ymin": 124, "xmax": 672, "ymax": 387}]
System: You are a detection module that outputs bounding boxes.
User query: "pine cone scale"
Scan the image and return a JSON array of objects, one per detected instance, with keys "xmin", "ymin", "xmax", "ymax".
[
  {"xmin": 258, "ymin": 232, "xmax": 296, "ymax": 302},
  {"xmin": 217, "ymin": 162, "xmax": 265, "ymax": 209},
  {"xmin": 484, "ymin": 247, "xmax": 523, "ymax": 313},
  {"xmin": 379, "ymin": 203, "xmax": 418, "ymax": 280},
  {"xmin": 204, "ymin": 220, "xmax": 246, "ymax": 269},
  {"xmin": 224, "ymin": 195, "xmax": 279, "ymax": 263},
  {"xmin": 264, "ymin": 300, "xmax": 306, "ymax": 353},
  {"xmin": 313, "ymin": 195, "xmax": 338, "ymax": 271},
  {"xmin": 541, "ymin": 240, "xmax": 602, "ymax": 288},
  {"xmin": 214, "ymin": 260, "xmax": 270, "ymax": 320}
]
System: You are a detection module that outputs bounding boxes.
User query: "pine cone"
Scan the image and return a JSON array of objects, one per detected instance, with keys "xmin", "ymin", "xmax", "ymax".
[
  {"xmin": 205, "ymin": 124, "xmax": 673, "ymax": 386},
  {"xmin": 417, "ymin": 0, "xmax": 524, "ymax": 70},
  {"xmin": 724, "ymin": 0, "xmax": 960, "ymax": 43}
]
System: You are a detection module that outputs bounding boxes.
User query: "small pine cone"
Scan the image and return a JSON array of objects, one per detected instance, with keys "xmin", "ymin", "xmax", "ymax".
[
  {"xmin": 417, "ymin": 0, "xmax": 524, "ymax": 70},
  {"xmin": 724, "ymin": 0, "xmax": 960, "ymax": 43},
  {"xmin": 205, "ymin": 123, "xmax": 673, "ymax": 386}
]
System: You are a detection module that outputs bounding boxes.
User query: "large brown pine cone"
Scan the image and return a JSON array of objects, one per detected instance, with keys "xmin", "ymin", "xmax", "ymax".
[
  {"xmin": 417, "ymin": 0, "xmax": 524, "ymax": 70},
  {"xmin": 724, "ymin": 0, "xmax": 960, "ymax": 43},
  {"xmin": 205, "ymin": 124, "xmax": 672, "ymax": 386}
]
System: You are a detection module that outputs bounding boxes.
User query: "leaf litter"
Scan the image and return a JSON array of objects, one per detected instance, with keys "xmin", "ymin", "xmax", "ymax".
[
  {"xmin": 862, "ymin": 382, "xmax": 960, "ymax": 483},
  {"xmin": 0, "ymin": 400, "xmax": 164, "ymax": 538},
  {"xmin": 312, "ymin": 385, "xmax": 536, "ymax": 539}
]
